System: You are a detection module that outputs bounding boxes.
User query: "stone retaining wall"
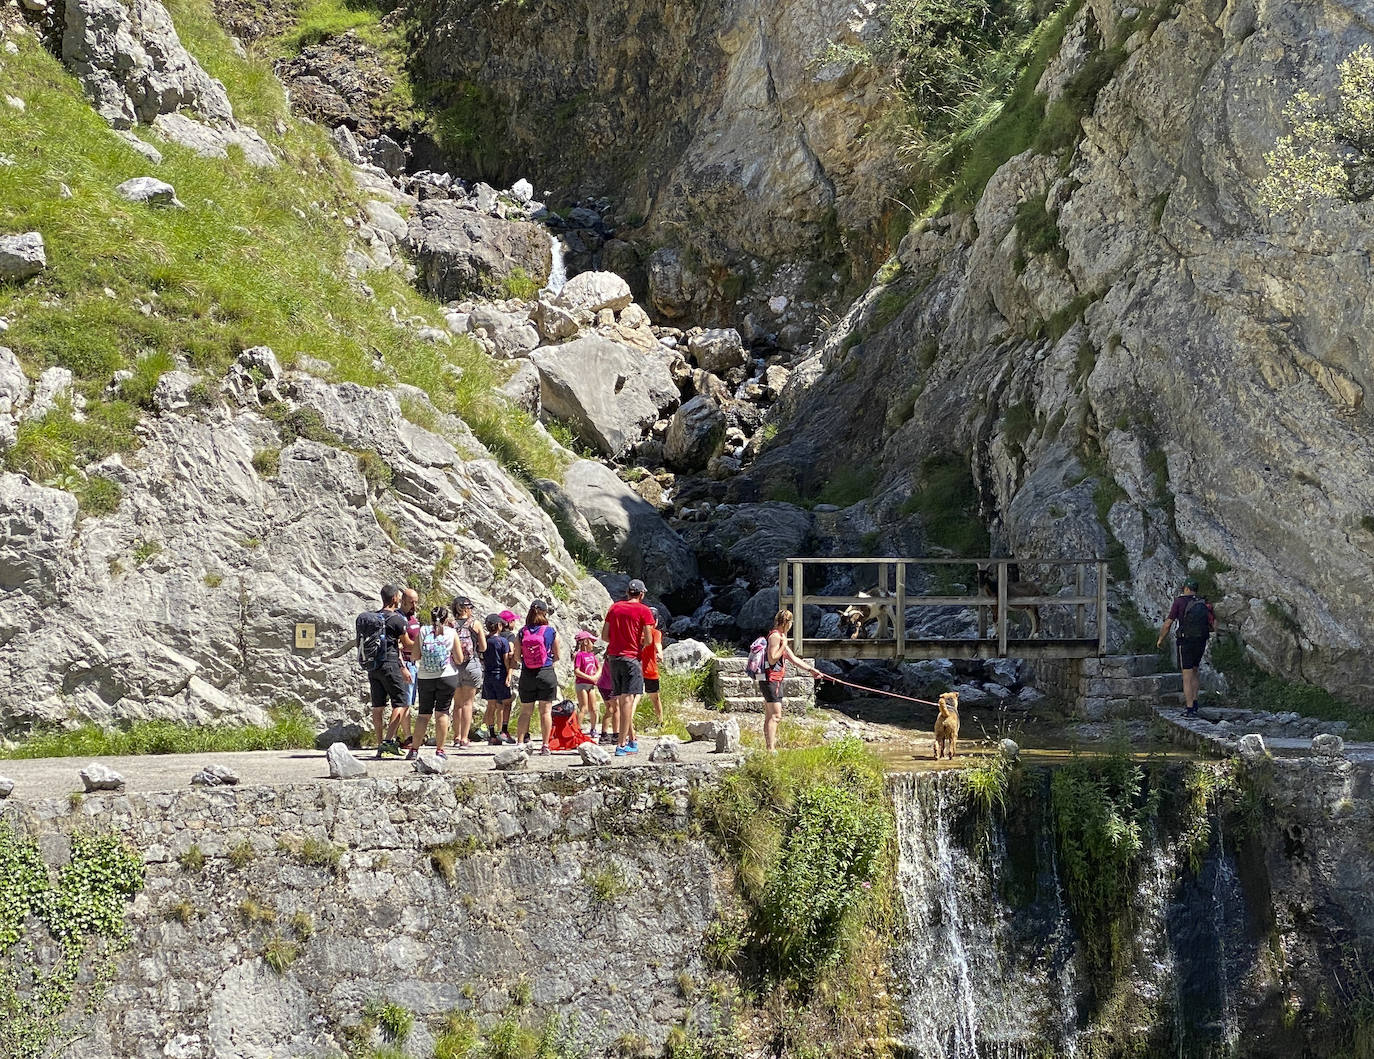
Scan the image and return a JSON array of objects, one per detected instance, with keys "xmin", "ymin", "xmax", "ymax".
[{"xmin": 0, "ymin": 764, "xmax": 735, "ymax": 1059}]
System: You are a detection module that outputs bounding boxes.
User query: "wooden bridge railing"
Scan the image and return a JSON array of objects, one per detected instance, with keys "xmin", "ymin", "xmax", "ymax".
[{"xmin": 778, "ymin": 557, "xmax": 1108, "ymax": 661}]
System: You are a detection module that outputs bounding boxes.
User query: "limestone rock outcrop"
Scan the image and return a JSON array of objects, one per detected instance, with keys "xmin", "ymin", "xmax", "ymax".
[{"xmin": 409, "ymin": 200, "xmax": 552, "ymax": 301}]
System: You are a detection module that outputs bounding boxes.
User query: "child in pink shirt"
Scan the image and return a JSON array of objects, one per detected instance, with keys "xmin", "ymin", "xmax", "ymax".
[{"xmin": 572, "ymin": 631, "xmax": 603, "ymax": 737}]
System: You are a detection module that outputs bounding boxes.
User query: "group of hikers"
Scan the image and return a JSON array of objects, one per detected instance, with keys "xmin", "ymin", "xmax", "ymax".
[
  {"xmin": 356, "ymin": 578, "xmax": 673, "ymax": 759},
  {"xmin": 355, "ymin": 577, "xmax": 821, "ymax": 758}
]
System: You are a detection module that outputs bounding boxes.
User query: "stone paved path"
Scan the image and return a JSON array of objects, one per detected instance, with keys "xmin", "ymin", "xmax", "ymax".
[
  {"xmin": 1154, "ymin": 704, "xmax": 1374, "ymax": 762},
  {"xmin": 0, "ymin": 737, "xmax": 727, "ymax": 802}
]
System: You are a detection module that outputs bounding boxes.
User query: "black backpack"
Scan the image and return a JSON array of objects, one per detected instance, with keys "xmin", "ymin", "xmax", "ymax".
[
  {"xmin": 355, "ymin": 610, "xmax": 389, "ymax": 671},
  {"xmin": 1179, "ymin": 597, "xmax": 1211, "ymax": 641}
]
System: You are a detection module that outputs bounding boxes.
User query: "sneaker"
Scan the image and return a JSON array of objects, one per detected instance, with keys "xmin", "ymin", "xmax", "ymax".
[
  {"xmin": 382, "ymin": 740, "xmax": 403, "ymax": 758},
  {"xmin": 600, "ymin": 732, "xmax": 617, "ymax": 746},
  {"xmin": 614, "ymin": 745, "xmax": 632, "ymax": 757},
  {"xmin": 405, "ymin": 749, "xmax": 418, "ymax": 762},
  {"xmin": 500, "ymin": 733, "xmax": 517, "ymax": 745},
  {"xmin": 539, "ymin": 745, "xmax": 550, "ymax": 757},
  {"xmin": 374, "ymin": 743, "xmax": 386, "ymax": 760},
  {"xmin": 435, "ymin": 748, "xmax": 447, "ymax": 760},
  {"xmin": 626, "ymin": 741, "xmax": 639, "ymax": 755},
  {"xmin": 1184, "ymin": 704, "xmax": 1199, "ymax": 717},
  {"xmin": 488, "ymin": 735, "xmax": 502, "ymax": 747}
]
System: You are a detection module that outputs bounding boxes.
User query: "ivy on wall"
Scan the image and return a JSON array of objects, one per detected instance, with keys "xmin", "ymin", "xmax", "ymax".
[{"xmin": 0, "ymin": 822, "xmax": 145, "ymax": 1059}]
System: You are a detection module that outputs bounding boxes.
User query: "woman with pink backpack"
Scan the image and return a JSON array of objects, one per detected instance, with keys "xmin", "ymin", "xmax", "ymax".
[{"xmin": 515, "ymin": 599, "xmax": 563, "ymax": 755}]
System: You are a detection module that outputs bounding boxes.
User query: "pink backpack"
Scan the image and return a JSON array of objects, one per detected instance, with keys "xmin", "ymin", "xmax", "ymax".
[{"xmin": 520, "ymin": 625, "xmax": 554, "ymax": 668}]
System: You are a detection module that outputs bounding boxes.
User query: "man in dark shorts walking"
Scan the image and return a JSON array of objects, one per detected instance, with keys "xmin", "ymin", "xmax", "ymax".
[
  {"xmin": 1157, "ymin": 577, "xmax": 1215, "ymax": 716},
  {"xmin": 601, "ymin": 579, "xmax": 656, "ymax": 757},
  {"xmin": 367, "ymin": 583, "xmax": 413, "ymax": 757}
]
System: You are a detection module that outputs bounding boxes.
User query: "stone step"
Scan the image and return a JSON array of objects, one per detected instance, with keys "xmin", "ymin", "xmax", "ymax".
[
  {"xmin": 718, "ymin": 695, "xmax": 813, "ymax": 715},
  {"xmin": 1082, "ymin": 673, "xmax": 1182, "ymax": 699},
  {"xmin": 1081, "ymin": 654, "xmax": 1163, "ymax": 678},
  {"xmin": 715, "ymin": 674, "xmax": 817, "ymax": 699},
  {"xmin": 713, "ymin": 654, "xmax": 815, "ymax": 676}
]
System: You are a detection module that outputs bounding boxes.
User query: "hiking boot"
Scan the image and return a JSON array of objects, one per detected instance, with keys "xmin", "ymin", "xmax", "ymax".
[
  {"xmin": 499, "ymin": 733, "xmax": 516, "ymax": 745},
  {"xmin": 488, "ymin": 735, "xmax": 502, "ymax": 747},
  {"xmin": 380, "ymin": 740, "xmax": 403, "ymax": 758}
]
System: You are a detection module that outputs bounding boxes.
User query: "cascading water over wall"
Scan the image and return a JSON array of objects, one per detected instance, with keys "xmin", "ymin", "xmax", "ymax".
[{"xmin": 887, "ymin": 763, "xmax": 1333, "ymax": 1059}]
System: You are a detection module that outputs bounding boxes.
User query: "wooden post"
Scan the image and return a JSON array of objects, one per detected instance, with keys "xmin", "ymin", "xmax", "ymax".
[
  {"xmin": 1096, "ymin": 560, "xmax": 1109, "ymax": 655},
  {"xmin": 792, "ymin": 560, "xmax": 804, "ymax": 655},
  {"xmin": 1076, "ymin": 564, "xmax": 1086, "ymax": 638},
  {"xmin": 778, "ymin": 560, "xmax": 788, "ymax": 612},
  {"xmin": 976, "ymin": 562, "xmax": 987, "ymax": 640},
  {"xmin": 894, "ymin": 562, "xmax": 906, "ymax": 659},
  {"xmin": 997, "ymin": 558, "xmax": 1009, "ymax": 657}
]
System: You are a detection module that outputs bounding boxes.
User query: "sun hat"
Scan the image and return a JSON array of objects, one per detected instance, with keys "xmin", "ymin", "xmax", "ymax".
[{"xmin": 575, "ymin": 629, "xmax": 596, "ymax": 642}]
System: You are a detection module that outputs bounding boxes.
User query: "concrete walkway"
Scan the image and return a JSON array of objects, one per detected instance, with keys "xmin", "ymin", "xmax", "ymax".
[
  {"xmin": 1153, "ymin": 704, "xmax": 1374, "ymax": 762},
  {"xmin": 0, "ymin": 737, "xmax": 727, "ymax": 802}
]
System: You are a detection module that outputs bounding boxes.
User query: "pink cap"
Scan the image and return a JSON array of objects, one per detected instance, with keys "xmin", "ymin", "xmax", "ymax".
[
  {"xmin": 499, "ymin": 609, "xmax": 518, "ymax": 622},
  {"xmin": 575, "ymin": 629, "xmax": 596, "ymax": 641}
]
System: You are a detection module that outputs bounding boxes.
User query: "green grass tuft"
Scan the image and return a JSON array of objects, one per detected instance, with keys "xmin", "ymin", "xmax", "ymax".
[{"xmin": 0, "ymin": 703, "xmax": 316, "ymax": 759}]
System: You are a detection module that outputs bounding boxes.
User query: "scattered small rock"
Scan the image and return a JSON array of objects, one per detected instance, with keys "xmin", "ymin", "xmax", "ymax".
[
  {"xmin": 315, "ymin": 719, "xmax": 364, "ymax": 751},
  {"xmin": 494, "ymin": 746, "xmax": 529, "ymax": 771},
  {"xmin": 1311, "ymin": 733, "xmax": 1345, "ymax": 758},
  {"xmin": 0, "ymin": 232, "xmax": 46, "ymax": 283},
  {"xmin": 686, "ymin": 719, "xmax": 725, "ymax": 742},
  {"xmin": 115, "ymin": 177, "xmax": 182, "ymax": 206},
  {"xmin": 326, "ymin": 742, "xmax": 368, "ymax": 779},
  {"xmin": 190, "ymin": 764, "xmax": 240, "ymax": 787},
  {"xmin": 578, "ymin": 742, "xmax": 613, "ymax": 766},
  {"xmin": 650, "ymin": 736, "xmax": 681, "ymax": 763},
  {"xmin": 1237, "ymin": 733, "xmax": 1268, "ymax": 762},
  {"xmin": 413, "ymin": 750, "xmax": 448, "ymax": 775},
  {"xmin": 998, "ymin": 738, "xmax": 1020, "ymax": 761},
  {"xmin": 714, "ymin": 717, "xmax": 741, "ymax": 754},
  {"xmin": 80, "ymin": 762, "xmax": 126, "ymax": 792},
  {"xmin": 0, "ymin": 775, "xmax": 14, "ymax": 799}
]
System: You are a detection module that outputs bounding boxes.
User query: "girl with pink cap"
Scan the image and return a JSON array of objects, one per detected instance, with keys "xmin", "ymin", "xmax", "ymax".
[{"xmin": 572, "ymin": 631, "xmax": 603, "ymax": 738}]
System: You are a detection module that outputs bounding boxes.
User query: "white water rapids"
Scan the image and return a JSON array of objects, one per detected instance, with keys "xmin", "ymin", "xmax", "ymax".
[{"xmin": 546, "ymin": 231, "xmax": 568, "ymax": 294}]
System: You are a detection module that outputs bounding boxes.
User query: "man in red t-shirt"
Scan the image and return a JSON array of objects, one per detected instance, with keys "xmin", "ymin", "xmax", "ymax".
[{"xmin": 601, "ymin": 578, "xmax": 656, "ymax": 756}]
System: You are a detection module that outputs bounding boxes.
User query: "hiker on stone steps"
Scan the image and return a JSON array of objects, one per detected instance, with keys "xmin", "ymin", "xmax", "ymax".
[{"xmin": 1157, "ymin": 577, "xmax": 1215, "ymax": 717}]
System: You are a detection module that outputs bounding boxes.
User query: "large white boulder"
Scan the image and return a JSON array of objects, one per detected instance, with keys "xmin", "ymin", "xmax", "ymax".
[{"xmin": 531, "ymin": 337, "xmax": 678, "ymax": 458}]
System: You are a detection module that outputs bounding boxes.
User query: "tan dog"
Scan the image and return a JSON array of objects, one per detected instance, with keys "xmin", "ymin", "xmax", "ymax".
[{"xmin": 933, "ymin": 692, "xmax": 960, "ymax": 760}]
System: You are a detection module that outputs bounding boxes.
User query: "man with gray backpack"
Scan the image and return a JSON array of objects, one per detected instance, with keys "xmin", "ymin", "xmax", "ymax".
[
  {"xmin": 356, "ymin": 583, "xmax": 413, "ymax": 758},
  {"xmin": 1157, "ymin": 577, "xmax": 1216, "ymax": 716}
]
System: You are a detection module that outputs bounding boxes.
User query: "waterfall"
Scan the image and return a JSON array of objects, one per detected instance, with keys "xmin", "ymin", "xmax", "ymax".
[
  {"xmin": 547, "ymin": 232, "xmax": 568, "ymax": 294},
  {"xmin": 893, "ymin": 771, "xmax": 1080, "ymax": 1058}
]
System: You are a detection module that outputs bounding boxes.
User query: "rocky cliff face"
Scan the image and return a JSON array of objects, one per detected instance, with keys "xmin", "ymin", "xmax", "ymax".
[
  {"xmin": 746, "ymin": 0, "xmax": 1374, "ymax": 703},
  {"xmin": 406, "ymin": 0, "xmax": 904, "ymax": 340}
]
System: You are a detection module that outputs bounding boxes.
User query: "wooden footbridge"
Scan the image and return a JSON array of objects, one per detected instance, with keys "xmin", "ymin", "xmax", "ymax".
[{"xmin": 779, "ymin": 557, "xmax": 1108, "ymax": 660}]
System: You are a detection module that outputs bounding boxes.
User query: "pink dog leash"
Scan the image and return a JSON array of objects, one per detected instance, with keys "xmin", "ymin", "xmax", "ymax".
[{"xmin": 810, "ymin": 671, "xmax": 942, "ymax": 709}]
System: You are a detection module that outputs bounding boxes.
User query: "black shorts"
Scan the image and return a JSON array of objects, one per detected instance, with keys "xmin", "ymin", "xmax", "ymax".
[
  {"xmin": 518, "ymin": 665, "xmax": 558, "ymax": 704},
  {"xmin": 608, "ymin": 657, "xmax": 644, "ymax": 697},
  {"xmin": 416, "ymin": 675, "xmax": 458, "ymax": 715},
  {"xmin": 368, "ymin": 665, "xmax": 407, "ymax": 710},
  {"xmin": 482, "ymin": 675, "xmax": 511, "ymax": 702},
  {"xmin": 1177, "ymin": 638, "xmax": 1206, "ymax": 671},
  {"xmin": 644, "ymin": 677, "xmax": 660, "ymax": 694},
  {"xmin": 760, "ymin": 679, "xmax": 784, "ymax": 705}
]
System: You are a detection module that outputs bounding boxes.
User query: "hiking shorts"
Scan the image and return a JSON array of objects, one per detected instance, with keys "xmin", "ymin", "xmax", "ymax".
[
  {"xmin": 368, "ymin": 665, "xmax": 407, "ymax": 711},
  {"xmin": 608, "ymin": 657, "xmax": 644, "ymax": 697},
  {"xmin": 644, "ymin": 677, "xmax": 660, "ymax": 694},
  {"xmin": 1177, "ymin": 638, "xmax": 1206, "ymax": 671},
  {"xmin": 404, "ymin": 662, "xmax": 419, "ymax": 706},
  {"xmin": 416, "ymin": 675, "xmax": 458, "ymax": 715},
  {"xmin": 760, "ymin": 679, "xmax": 785, "ymax": 705},
  {"xmin": 482, "ymin": 675, "xmax": 511, "ymax": 702},
  {"xmin": 455, "ymin": 659, "xmax": 483, "ymax": 691},
  {"xmin": 518, "ymin": 665, "xmax": 558, "ymax": 704}
]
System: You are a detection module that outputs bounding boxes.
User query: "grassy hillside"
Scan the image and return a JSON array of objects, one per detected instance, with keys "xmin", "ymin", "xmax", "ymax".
[{"xmin": 0, "ymin": 1, "xmax": 558, "ymax": 500}]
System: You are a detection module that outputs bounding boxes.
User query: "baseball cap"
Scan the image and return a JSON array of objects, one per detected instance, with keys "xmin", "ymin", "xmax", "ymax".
[
  {"xmin": 499, "ymin": 609, "xmax": 518, "ymax": 623},
  {"xmin": 452, "ymin": 595, "xmax": 474, "ymax": 610},
  {"xmin": 1183, "ymin": 578, "xmax": 1200, "ymax": 591},
  {"xmin": 484, "ymin": 612, "xmax": 501, "ymax": 626},
  {"xmin": 530, "ymin": 599, "xmax": 549, "ymax": 612},
  {"xmin": 575, "ymin": 629, "xmax": 596, "ymax": 641},
  {"xmin": 627, "ymin": 578, "xmax": 647, "ymax": 596}
]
